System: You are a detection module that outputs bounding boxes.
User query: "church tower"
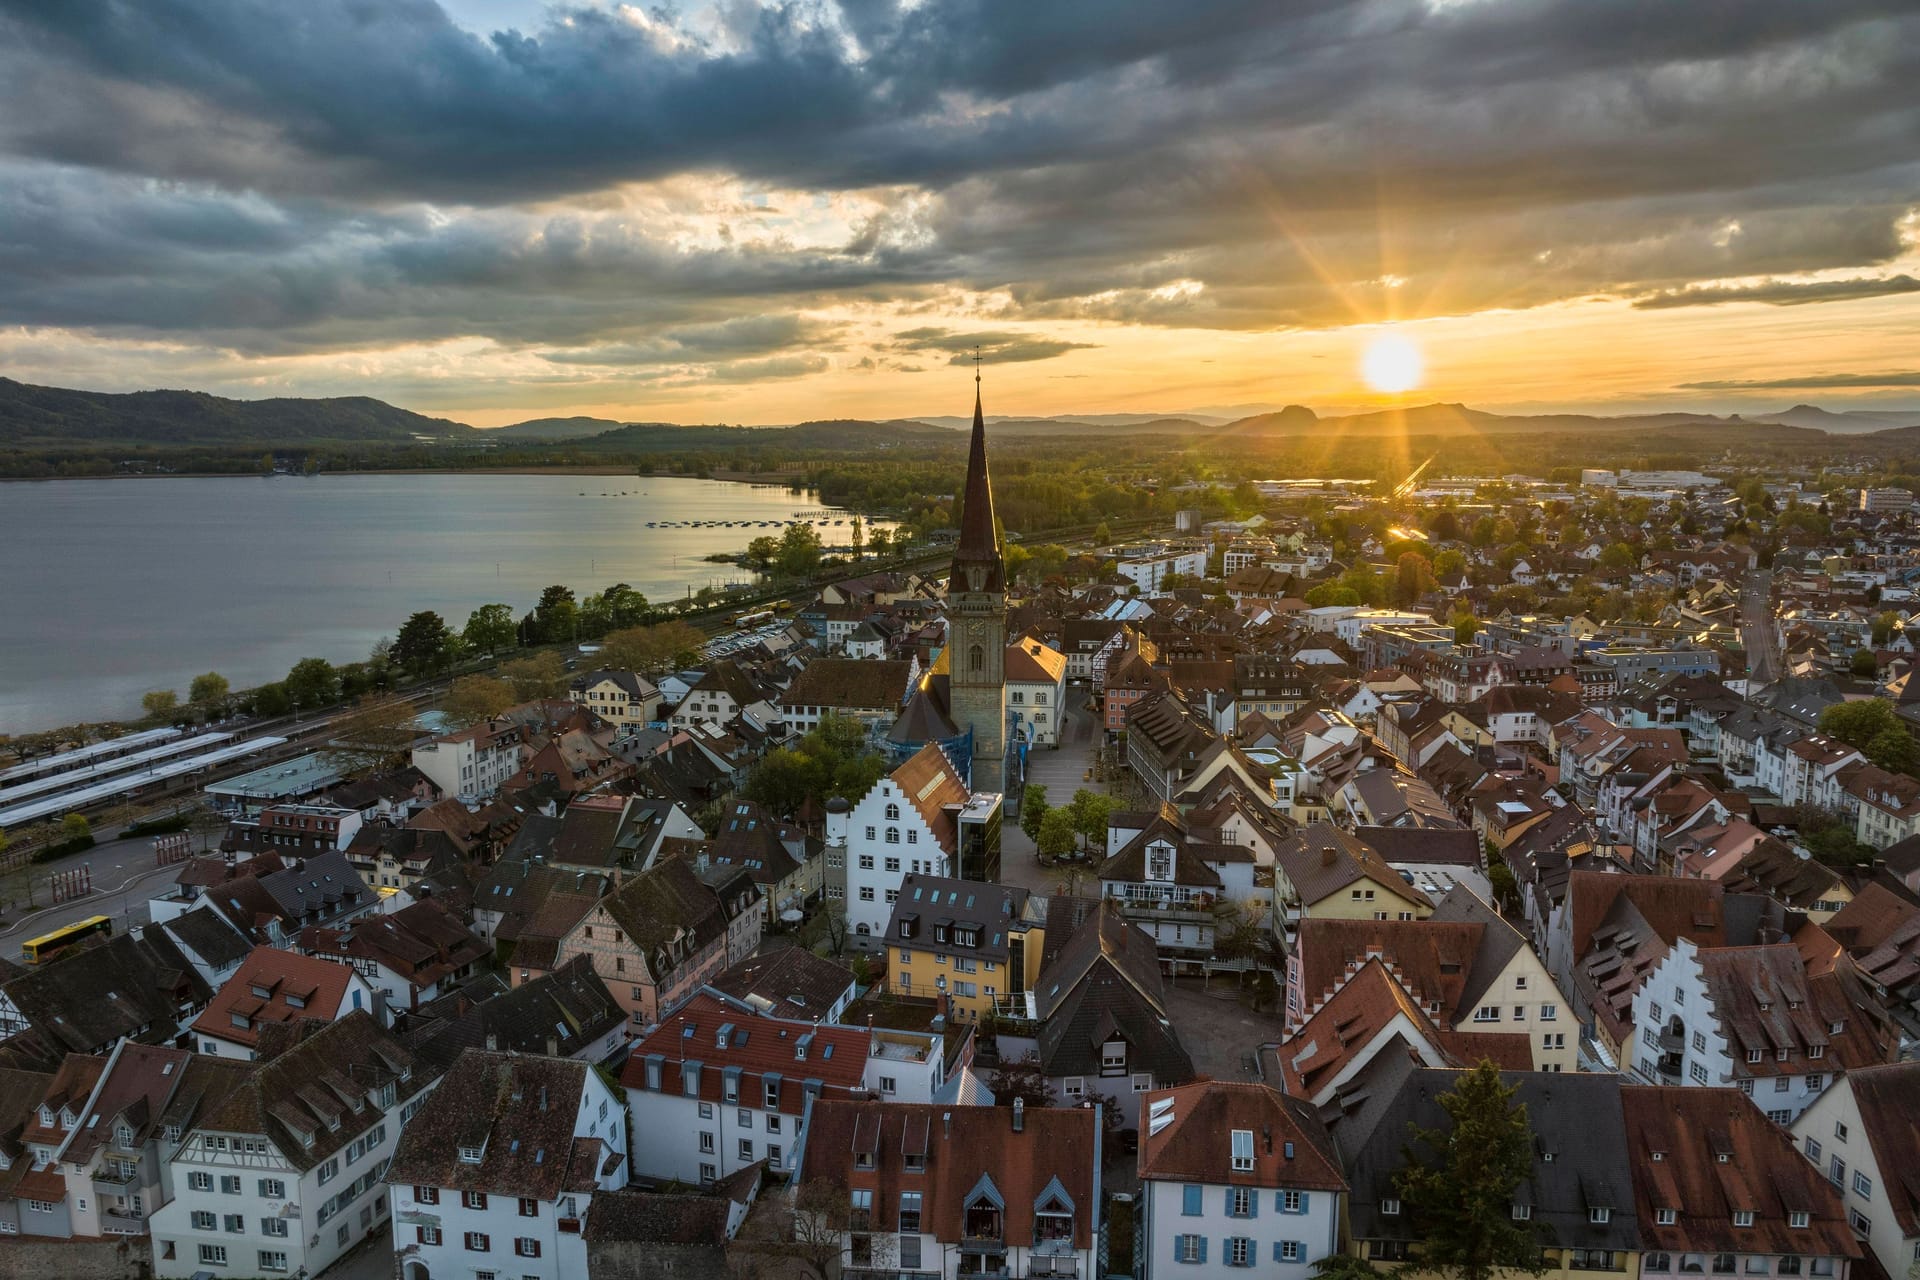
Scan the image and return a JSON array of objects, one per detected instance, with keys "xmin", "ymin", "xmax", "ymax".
[{"xmin": 946, "ymin": 366, "xmax": 1008, "ymax": 793}]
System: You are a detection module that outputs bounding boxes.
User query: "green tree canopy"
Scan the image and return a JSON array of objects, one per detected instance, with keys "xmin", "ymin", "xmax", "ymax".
[
  {"xmin": 1818, "ymin": 698, "xmax": 1917, "ymax": 774},
  {"xmin": 500, "ymin": 651, "xmax": 568, "ymax": 701},
  {"xmin": 283, "ymin": 657, "xmax": 339, "ymax": 709},
  {"xmin": 1019, "ymin": 784, "xmax": 1050, "ymax": 843},
  {"xmin": 1036, "ymin": 807, "xmax": 1078, "ymax": 860},
  {"xmin": 776, "ymin": 522, "xmax": 824, "ymax": 577},
  {"xmin": 441, "ymin": 675, "xmax": 517, "ymax": 729},
  {"xmin": 1067, "ymin": 788, "xmax": 1112, "ymax": 850},
  {"xmin": 463, "ymin": 603, "xmax": 518, "ymax": 655},
  {"xmin": 392, "ymin": 610, "xmax": 454, "ymax": 675},
  {"xmin": 141, "ymin": 689, "xmax": 179, "ymax": 719},
  {"xmin": 188, "ymin": 672, "xmax": 230, "ymax": 712},
  {"xmin": 1395, "ymin": 1061, "xmax": 1545, "ymax": 1280},
  {"xmin": 741, "ymin": 713, "xmax": 887, "ymax": 816},
  {"xmin": 528, "ymin": 584, "xmax": 580, "ymax": 644}
]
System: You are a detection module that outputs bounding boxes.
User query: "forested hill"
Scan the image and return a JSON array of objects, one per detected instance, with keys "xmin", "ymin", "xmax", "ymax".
[{"xmin": 0, "ymin": 377, "xmax": 477, "ymax": 445}]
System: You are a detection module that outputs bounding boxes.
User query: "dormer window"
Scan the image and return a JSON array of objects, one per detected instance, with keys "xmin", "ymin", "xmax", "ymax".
[
  {"xmin": 459, "ymin": 1142, "xmax": 485, "ymax": 1164},
  {"xmin": 1809, "ymin": 1045, "xmax": 1825, "ymax": 1059},
  {"xmin": 1733, "ymin": 1211, "xmax": 1754, "ymax": 1228},
  {"xmin": 1381, "ymin": 1199, "xmax": 1401, "ymax": 1216},
  {"xmin": 1748, "ymin": 1049, "xmax": 1763, "ymax": 1063},
  {"xmin": 1514, "ymin": 1205, "xmax": 1533, "ymax": 1221},
  {"xmin": 1789, "ymin": 1212, "xmax": 1810, "ymax": 1229},
  {"xmin": 1658, "ymin": 1209, "xmax": 1678, "ymax": 1226},
  {"xmin": 1591, "ymin": 1208, "xmax": 1611, "ymax": 1225},
  {"xmin": 1231, "ymin": 1129, "xmax": 1254, "ymax": 1172},
  {"xmin": 1776, "ymin": 1048, "xmax": 1790, "ymax": 1062}
]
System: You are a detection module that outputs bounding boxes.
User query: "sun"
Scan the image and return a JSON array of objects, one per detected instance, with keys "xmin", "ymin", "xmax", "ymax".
[{"xmin": 1361, "ymin": 331, "xmax": 1425, "ymax": 394}]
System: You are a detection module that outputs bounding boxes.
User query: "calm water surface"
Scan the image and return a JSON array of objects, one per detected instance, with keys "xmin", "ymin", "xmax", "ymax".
[{"xmin": 0, "ymin": 472, "xmax": 876, "ymax": 731}]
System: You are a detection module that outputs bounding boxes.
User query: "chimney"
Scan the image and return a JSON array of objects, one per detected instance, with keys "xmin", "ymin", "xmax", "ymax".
[
  {"xmin": 485, "ymin": 1031, "xmax": 498, "ymax": 1051},
  {"xmin": 1321, "ymin": 840, "xmax": 1336, "ymax": 868},
  {"xmin": 1012, "ymin": 1097, "xmax": 1024, "ymax": 1133},
  {"xmin": 546, "ymin": 1036, "xmax": 559, "ymax": 1057}
]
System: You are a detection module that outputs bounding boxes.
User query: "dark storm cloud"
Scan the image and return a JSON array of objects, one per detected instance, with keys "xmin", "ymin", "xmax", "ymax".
[
  {"xmin": 891, "ymin": 327, "xmax": 1096, "ymax": 364},
  {"xmin": 1, "ymin": 0, "xmax": 1918, "ymax": 369},
  {"xmin": 1680, "ymin": 371, "xmax": 1920, "ymax": 390},
  {"xmin": 1633, "ymin": 274, "xmax": 1920, "ymax": 309}
]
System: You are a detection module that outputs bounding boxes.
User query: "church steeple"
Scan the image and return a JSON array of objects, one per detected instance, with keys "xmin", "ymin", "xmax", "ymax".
[{"xmin": 951, "ymin": 355, "xmax": 1004, "ymax": 594}]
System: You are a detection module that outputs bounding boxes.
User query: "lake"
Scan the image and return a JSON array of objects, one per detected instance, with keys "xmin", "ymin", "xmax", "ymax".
[{"xmin": 0, "ymin": 472, "xmax": 882, "ymax": 732}]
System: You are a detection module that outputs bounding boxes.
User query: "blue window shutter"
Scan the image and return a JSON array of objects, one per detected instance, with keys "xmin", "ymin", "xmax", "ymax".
[
  {"xmin": 1184, "ymin": 1185, "xmax": 1201, "ymax": 1216},
  {"xmin": 1275, "ymin": 1242, "xmax": 1286, "ymax": 1262},
  {"xmin": 1225, "ymin": 1187, "xmax": 1235, "ymax": 1215},
  {"xmin": 1300, "ymin": 1191, "xmax": 1310, "ymax": 1213},
  {"xmin": 1198, "ymin": 1236, "xmax": 1208, "ymax": 1264},
  {"xmin": 1250, "ymin": 1191, "xmax": 1259, "ymax": 1218}
]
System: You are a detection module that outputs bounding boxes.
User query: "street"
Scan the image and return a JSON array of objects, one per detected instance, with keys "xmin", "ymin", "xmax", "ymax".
[
  {"xmin": 0, "ymin": 828, "xmax": 200, "ymax": 951},
  {"xmin": 1741, "ymin": 568, "xmax": 1779, "ymax": 684},
  {"xmin": 999, "ymin": 686, "xmax": 1105, "ymax": 896}
]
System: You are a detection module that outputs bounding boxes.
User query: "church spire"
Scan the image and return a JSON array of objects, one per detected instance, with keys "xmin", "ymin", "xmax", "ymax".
[{"xmin": 951, "ymin": 349, "xmax": 1003, "ymax": 592}]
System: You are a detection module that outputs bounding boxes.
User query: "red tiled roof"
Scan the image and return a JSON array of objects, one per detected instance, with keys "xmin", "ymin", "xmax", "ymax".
[
  {"xmin": 1137, "ymin": 1081, "xmax": 1346, "ymax": 1191},
  {"xmin": 191, "ymin": 946, "xmax": 357, "ymax": 1049},
  {"xmin": 619, "ymin": 990, "xmax": 873, "ymax": 1113}
]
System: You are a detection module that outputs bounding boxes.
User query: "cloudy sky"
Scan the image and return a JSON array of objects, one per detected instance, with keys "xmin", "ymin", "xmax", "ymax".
[{"xmin": 2, "ymin": 0, "xmax": 1917, "ymax": 426}]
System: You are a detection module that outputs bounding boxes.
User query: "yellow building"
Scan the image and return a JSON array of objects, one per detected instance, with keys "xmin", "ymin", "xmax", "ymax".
[{"xmin": 881, "ymin": 872, "xmax": 1049, "ymax": 1024}]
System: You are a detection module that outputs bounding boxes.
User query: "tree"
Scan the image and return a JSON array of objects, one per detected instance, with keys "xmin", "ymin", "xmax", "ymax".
[
  {"xmin": 1395, "ymin": 1061, "xmax": 1545, "ymax": 1280},
  {"xmin": 868, "ymin": 525, "xmax": 893, "ymax": 557},
  {"xmin": 1037, "ymin": 808, "xmax": 1078, "ymax": 861},
  {"xmin": 1451, "ymin": 608, "xmax": 1481, "ymax": 645},
  {"xmin": 743, "ymin": 534, "xmax": 781, "ymax": 571},
  {"xmin": 392, "ymin": 610, "xmax": 454, "ymax": 675},
  {"xmin": 1871, "ymin": 611, "xmax": 1903, "ymax": 647},
  {"xmin": 284, "ymin": 657, "xmax": 339, "ymax": 709},
  {"xmin": 1212, "ymin": 896, "xmax": 1267, "ymax": 961},
  {"xmin": 1392, "ymin": 551, "xmax": 1436, "ymax": 606},
  {"xmin": 1093, "ymin": 520, "xmax": 1113, "ymax": 544},
  {"xmin": 442, "ymin": 675, "xmax": 517, "ymax": 728},
  {"xmin": 1432, "ymin": 548, "xmax": 1468, "ymax": 580},
  {"xmin": 327, "ymin": 693, "xmax": 421, "ymax": 771},
  {"xmin": 1049, "ymin": 861, "xmax": 1090, "ymax": 896},
  {"xmin": 189, "ymin": 804, "xmax": 229, "ymax": 853},
  {"xmin": 250, "ymin": 682, "xmax": 291, "ymax": 717},
  {"xmin": 141, "ymin": 689, "xmax": 179, "ymax": 719},
  {"xmin": 776, "ymin": 522, "xmax": 824, "ymax": 577},
  {"xmin": 743, "ymin": 714, "xmax": 887, "ymax": 816},
  {"xmin": 772, "ymin": 1177, "xmax": 862, "ymax": 1280},
  {"xmin": 1851, "ymin": 648, "xmax": 1880, "ymax": 680},
  {"xmin": 463, "ymin": 603, "xmax": 518, "ymax": 655},
  {"xmin": 501, "ymin": 651, "xmax": 568, "ymax": 701},
  {"xmin": 188, "ymin": 672, "xmax": 230, "ymax": 715},
  {"xmin": 988, "ymin": 1053, "xmax": 1054, "ymax": 1109},
  {"xmin": 61, "ymin": 813, "xmax": 93, "ymax": 848},
  {"xmin": 1819, "ymin": 698, "xmax": 1917, "ymax": 774},
  {"xmin": 600, "ymin": 620, "xmax": 708, "ymax": 676},
  {"xmin": 1067, "ymin": 788, "xmax": 1112, "ymax": 851},
  {"xmin": 816, "ymin": 898, "xmax": 850, "ymax": 957},
  {"xmin": 1599, "ymin": 541, "xmax": 1637, "ymax": 570},
  {"xmin": 528, "ymin": 585, "xmax": 580, "ymax": 644},
  {"xmin": 1019, "ymin": 784, "xmax": 1051, "ymax": 843}
]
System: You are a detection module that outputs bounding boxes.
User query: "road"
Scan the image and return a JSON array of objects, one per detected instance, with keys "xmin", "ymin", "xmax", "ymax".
[
  {"xmin": 1741, "ymin": 568, "xmax": 1779, "ymax": 684},
  {"xmin": 0, "ymin": 828, "xmax": 203, "ymax": 950},
  {"xmin": 998, "ymin": 688, "xmax": 1104, "ymax": 896}
]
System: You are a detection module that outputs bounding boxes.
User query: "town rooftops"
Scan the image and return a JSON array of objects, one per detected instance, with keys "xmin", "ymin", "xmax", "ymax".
[
  {"xmin": 192, "ymin": 945, "xmax": 359, "ymax": 1049},
  {"xmin": 619, "ymin": 989, "xmax": 879, "ymax": 1111},
  {"xmin": 1137, "ymin": 1080, "xmax": 1346, "ymax": 1191},
  {"xmin": 402, "ymin": 956, "xmax": 625, "ymax": 1075},
  {"xmin": 387, "ymin": 1048, "xmax": 613, "ymax": 1200},
  {"xmin": 884, "ymin": 873, "xmax": 1030, "ymax": 961},
  {"xmin": 779, "ymin": 658, "xmax": 915, "ymax": 712},
  {"xmin": 1842, "ymin": 1062, "xmax": 1920, "ymax": 1237},
  {"xmin": 709, "ymin": 944, "xmax": 855, "ymax": 1020}
]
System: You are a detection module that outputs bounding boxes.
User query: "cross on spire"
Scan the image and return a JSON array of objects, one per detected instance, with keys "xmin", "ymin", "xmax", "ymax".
[{"xmin": 974, "ymin": 344, "xmax": 982, "ymax": 385}]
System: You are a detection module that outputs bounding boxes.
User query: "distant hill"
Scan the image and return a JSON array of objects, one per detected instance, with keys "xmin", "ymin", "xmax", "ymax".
[
  {"xmin": 915, "ymin": 411, "xmax": 1233, "ymax": 431},
  {"xmin": 0, "ymin": 377, "xmax": 476, "ymax": 446},
  {"xmin": 487, "ymin": 415, "xmax": 631, "ymax": 441},
  {"xmin": 1755, "ymin": 404, "xmax": 1920, "ymax": 433},
  {"xmin": 577, "ymin": 416, "xmax": 952, "ymax": 454}
]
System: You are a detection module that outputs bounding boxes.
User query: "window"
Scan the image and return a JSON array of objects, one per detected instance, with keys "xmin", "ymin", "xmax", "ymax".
[
  {"xmin": 1735, "ymin": 1211, "xmax": 1755, "ymax": 1227},
  {"xmin": 465, "ymin": 1231, "xmax": 491, "ymax": 1252},
  {"xmin": 1647, "ymin": 1255, "xmax": 1673, "ymax": 1273},
  {"xmin": 1806, "ymin": 1074, "xmax": 1823, "ymax": 1091},
  {"xmin": 224, "ymin": 1213, "xmax": 245, "ymax": 1233},
  {"xmin": 1691, "ymin": 1062, "xmax": 1710, "ymax": 1084},
  {"xmin": 1693, "ymin": 1031, "xmax": 1707, "ymax": 1052},
  {"xmin": 464, "ymin": 1190, "xmax": 488, "ymax": 1210},
  {"xmin": 318, "ymin": 1157, "xmax": 339, "ymax": 1185},
  {"xmin": 1853, "ymin": 1172, "xmax": 1873, "ymax": 1199},
  {"xmin": 1062, "ymin": 1077, "xmax": 1084, "ymax": 1098},
  {"xmin": 1714, "ymin": 1256, "xmax": 1738, "ymax": 1275},
  {"xmin": 1229, "ymin": 1237, "xmax": 1252, "ymax": 1267},
  {"xmin": 1591, "ymin": 1207, "xmax": 1612, "ymax": 1225},
  {"xmin": 519, "ymin": 1197, "xmax": 538, "ymax": 1217},
  {"xmin": 1281, "ymin": 1191, "xmax": 1304, "ymax": 1214},
  {"xmin": 1177, "ymin": 1234, "xmax": 1205, "ymax": 1263},
  {"xmin": 1280, "ymin": 1241, "xmax": 1303, "ymax": 1262},
  {"xmin": 1775, "ymin": 1077, "xmax": 1791, "ymax": 1093},
  {"xmin": 1850, "ymin": 1211, "xmax": 1871, "ymax": 1238},
  {"xmin": 1231, "ymin": 1128, "xmax": 1254, "ymax": 1172},
  {"xmin": 859, "ymin": 887, "xmax": 874, "ymax": 901},
  {"xmin": 767, "ymin": 1143, "xmax": 783, "ymax": 1168},
  {"xmin": 1833, "ymin": 1122, "xmax": 1849, "ymax": 1142},
  {"xmin": 189, "ymin": 1171, "xmax": 213, "ymax": 1192},
  {"xmin": 1830, "ymin": 1156, "xmax": 1846, "ymax": 1185},
  {"xmin": 1381, "ymin": 1198, "xmax": 1401, "ymax": 1216},
  {"xmin": 192, "ymin": 1211, "xmax": 217, "ymax": 1230},
  {"xmin": 1658, "ymin": 1209, "xmax": 1678, "ymax": 1225},
  {"xmin": 198, "ymin": 1245, "xmax": 228, "ymax": 1266},
  {"xmin": 699, "ymin": 1132, "xmax": 715, "ymax": 1153},
  {"xmin": 900, "ymin": 1191, "xmax": 923, "ymax": 1233},
  {"xmin": 1777, "ymin": 1259, "xmax": 1803, "ymax": 1277},
  {"xmin": 1541, "ymin": 1004, "xmax": 1557, "ymax": 1020},
  {"xmin": 515, "ymin": 1238, "xmax": 541, "ymax": 1258},
  {"xmin": 738, "ymin": 1139, "xmax": 753, "ymax": 1161},
  {"xmin": 258, "ymin": 1178, "xmax": 285, "ymax": 1199},
  {"xmin": 1231, "ymin": 1186, "xmax": 1254, "ymax": 1218},
  {"xmin": 700, "ymin": 1163, "xmax": 716, "ymax": 1183},
  {"xmin": 1514, "ymin": 1204, "xmax": 1533, "ymax": 1221}
]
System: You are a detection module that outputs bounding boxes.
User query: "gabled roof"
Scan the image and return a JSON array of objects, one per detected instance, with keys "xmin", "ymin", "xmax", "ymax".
[
  {"xmin": 710, "ymin": 943, "xmax": 855, "ymax": 1020},
  {"xmin": 779, "ymin": 658, "xmax": 914, "ymax": 711},
  {"xmin": 0, "ymin": 927, "xmax": 211, "ymax": 1062},
  {"xmin": 1622, "ymin": 1085, "xmax": 1857, "ymax": 1258},
  {"xmin": 1033, "ymin": 901, "xmax": 1192, "ymax": 1084},
  {"xmin": 387, "ymin": 1049, "xmax": 607, "ymax": 1199},
  {"xmin": 1275, "ymin": 821, "xmax": 1434, "ymax": 911},
  {"xmin": 799, "ymin": 1099, "xmax": 1095, "ymax": 1246},
  {"xmin": 1137, "ymin": 1080, "xmax": 1346, "ymax": 1190},
  {"xmin": 401, "ymin": 955, "xmax": 624, "ymax": 1075},
  {"xmin": 193, "ymin": 946, "xmax": 359, "ymax": 1049},
  {"xmin": 1844, "ymin": 1062, "xmax": 1920, "ymax": 1237},
  {"xmin": 885, "ymin": 742, "xmax": 972, "ymax": 856}
]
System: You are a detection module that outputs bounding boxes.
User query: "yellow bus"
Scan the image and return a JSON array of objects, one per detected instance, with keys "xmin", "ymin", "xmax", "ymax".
[{"xmin": 21, "ymin": 915, "xmax": 113, "ymax": 965}]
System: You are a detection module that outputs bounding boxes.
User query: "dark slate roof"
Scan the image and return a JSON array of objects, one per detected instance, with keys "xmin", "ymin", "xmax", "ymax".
[
  {"xmin": 709, "ymin": 942, "xmax": 855, "ymax": 1020},
  {"xmin": 1426, "ymin": 886, "xmax": 1531, "ymax": 1016},
  {"xmin": 197, "ymin": 1010, "xmax": 427, "ymax": 1172},
  {"xmin": 163, "ymin": 905, "xmax": 253, "ymax": 969},
  {"xmin": 1351, "ymin": 825, "xmax": 1483, "ymax": 868},
  {"xmin": 883, "ymin": 873, "xmax": 1029, "ymax": 962},
  {"xmin": 584, "ymin": 1187, "xmax": 733, "ymax": 1246},
  {"xmin": 0, "ymin": 927, "xmax": 211, "ymax": 1063},
  {"xmin": 1338, "ymin": 1068, "xmax": 1639, "ymax": 1253},
  {"xmin": 1034, "ymin": 900, "xmax": 1193, "ymax": 1084},
  {"xmin": 387, "ymin": 1048, "xmax": 609, "ymax": 1198}
]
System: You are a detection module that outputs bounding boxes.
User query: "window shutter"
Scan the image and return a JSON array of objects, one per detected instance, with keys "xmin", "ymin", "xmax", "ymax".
[
  {"xmin": 1184, "ymin": 1185, "xmax": 1202, "ymax": 1216},
  {"xmin": 1300, "ymin": 1192, "xmax": 1310, "ymax": 1213},
  {"xmin": 1198, "ymin": 1236, "xmax": 1208, "ymax": 1264},
  {"xmin": 1250, "ymin": 1192, "xmax": 1259, "ymax": 1219},
  {"xmin": 1275, "ymin": 1242, "xmax": 1286, "ymax": 1262}
]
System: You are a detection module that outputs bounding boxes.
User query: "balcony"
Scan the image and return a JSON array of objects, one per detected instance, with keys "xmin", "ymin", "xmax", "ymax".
[
  {"xmin": 95, "ymin": 1162, "xmax": 140, "ymax": 1186},
  {"xmin": 1027, "ymin": 1255, "xmax": 1081, "ymax": 1277},
  {"xmin": 101, "ymin": 1208, "xmax": 145, "ymax": 1235},
  {"xmin": 962, "ymin": 1236, "xmax": 1009, "ymax": 1254}
]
